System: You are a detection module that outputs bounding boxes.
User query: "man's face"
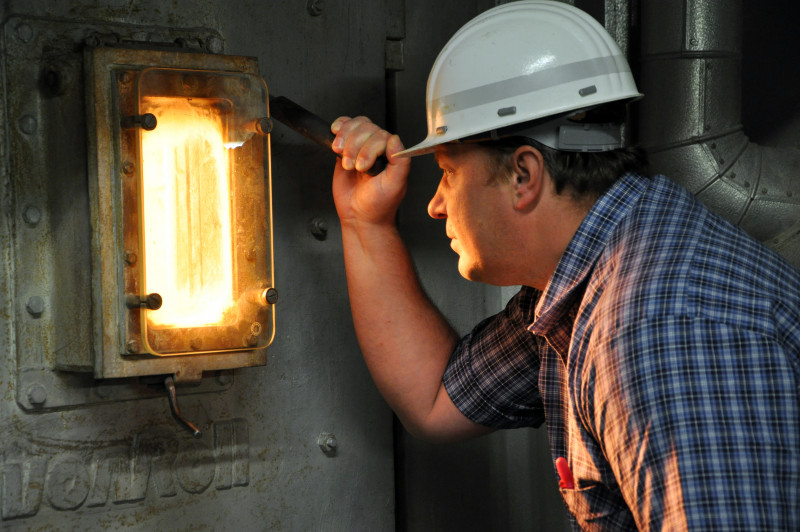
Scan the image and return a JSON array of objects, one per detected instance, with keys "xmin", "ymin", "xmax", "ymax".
[{"xmin": 429, "ymin": 144, "xmax": 516, "ymax": 285}]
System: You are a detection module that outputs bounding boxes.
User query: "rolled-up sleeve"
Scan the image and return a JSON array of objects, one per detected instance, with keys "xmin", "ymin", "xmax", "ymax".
[{"xmin": 442, "ymin": 287, "xmax": 546, "ymax": 429}]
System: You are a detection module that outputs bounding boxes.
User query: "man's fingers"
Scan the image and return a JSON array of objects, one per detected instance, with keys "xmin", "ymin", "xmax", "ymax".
[{"xmin": 331, "ymin": 117, "xmax": 391, "ymax": 173}]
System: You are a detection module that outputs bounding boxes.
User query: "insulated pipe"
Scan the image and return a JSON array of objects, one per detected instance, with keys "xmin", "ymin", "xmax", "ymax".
[{"xmin": 637, "ymin": 0, "xmax": 800, "ymax": 267}]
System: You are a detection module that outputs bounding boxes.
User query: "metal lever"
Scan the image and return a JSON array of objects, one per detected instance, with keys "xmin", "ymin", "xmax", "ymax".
[
  {"xmin": 165, "ymin": 376, "xmax": 202, "ymax": 438},
  {"xmin": 268, "ymin": 95, "xmax": 389, "ymax": 176}
]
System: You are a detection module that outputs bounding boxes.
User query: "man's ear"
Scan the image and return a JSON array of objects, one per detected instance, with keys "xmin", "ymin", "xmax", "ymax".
[{"xmin": 511, "ymin": 145, "xmax": 545, "ymax": 212}]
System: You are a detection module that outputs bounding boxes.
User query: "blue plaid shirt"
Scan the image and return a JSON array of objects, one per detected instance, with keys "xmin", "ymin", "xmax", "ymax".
[{"xmin": 443, "ymin": 174, "xmax": 800, "ymax": 531}]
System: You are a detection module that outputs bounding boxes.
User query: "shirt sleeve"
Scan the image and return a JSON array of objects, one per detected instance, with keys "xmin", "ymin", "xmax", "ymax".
[{"xmin": 442, "ymin": 287, "xmax": 546, "ymax": 429}]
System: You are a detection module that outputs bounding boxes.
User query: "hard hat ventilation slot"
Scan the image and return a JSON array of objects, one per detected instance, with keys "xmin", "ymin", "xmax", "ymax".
[
  {"xmin": 579, "ymin": 85, "xmax": 598, "ymax": 97},
  {"xmin": 497, "ymin": 106, "xmax": 517, "ymax": 117},
  {"xmin": 435, "ymin": 126, "xmax": 448, "ymax": 135}
]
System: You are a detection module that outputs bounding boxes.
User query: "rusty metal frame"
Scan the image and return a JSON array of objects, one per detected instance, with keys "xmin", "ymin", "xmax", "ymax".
[{"xmin": 85, "ymin": 46, "xmax": 273, "ymax": 382}]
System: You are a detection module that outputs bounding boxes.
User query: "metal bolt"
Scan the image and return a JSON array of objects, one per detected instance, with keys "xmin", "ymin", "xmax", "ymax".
[
  {"xmin": 265, "ymin": 287, "xmax": 279, "ymax": 305},
  {"xmin": 126, "ymin": 339, "xmax": 140, "ymax": 353},
  {"xmin": 124, "ymin": 250, "xmax": 137, "ymax": 265},
  {"xmin": 309, "ymin": 217, "xmax": 328, "ymax": 240},
  {"xmin": 18, "ymin": 115, "xmax": 37, "ymax": 135},
  {"xmin": 26, "ymin": 296, "xmax": 44, "ymax": 317},
  {"xmin": 244, "ymin": 334, "xmax": 259, "ymax": 347},
  {"xmin": 318, "ymin": 433, "xmax": 337, "ymax": 456},
  {"xmin": 190, "ymin": 337, "xmax": 203, "ymax": 351},
  {"xmin": 27, "ymin": 384, "xmax": 47, "ymax": 406},
  {"xmin": 126, "ymin": 293, "xmax": 162, "ymax": 310},
  {"xmin": 122, "ymin": 161, "xmax": 135, "ymax": 175},
  {"xmin": 256, "ymin": 117, "xmax": 273, "ymax": 135},
  {"xmin": 83, "ymin": 33, "xmax": 102, "ymax": 47},
  {"xmin": 15, "ymin": 23, "xmax": 33, "ymax": 43},
  {"xmin": 206, "ymin": 35, "xmax": 224, "ymax": 54},
  {"xmin": 216, "ymin": 371, "xmax": 233, "ymax": 386},
  {"xmin": 22, "ymin": 205, "xmax": 41, "ymax": 226},
  {"xmin": 121, "ymin": 114, "xmax": 157, "ymax": 131},
  {"xmin": 307, "ymin": 0, "xmax": 324, "ymax": 16}
]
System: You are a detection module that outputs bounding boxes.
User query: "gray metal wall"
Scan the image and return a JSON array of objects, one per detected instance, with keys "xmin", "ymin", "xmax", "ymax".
[{"xmin": 1, "ymin": 1, "xmax": 798, "ymax": 531}]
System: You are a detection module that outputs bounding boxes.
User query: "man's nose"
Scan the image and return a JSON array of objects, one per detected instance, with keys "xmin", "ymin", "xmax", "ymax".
[{"xmin": 427, "ymin": 180, "xmax": 447, "ymax": 219}]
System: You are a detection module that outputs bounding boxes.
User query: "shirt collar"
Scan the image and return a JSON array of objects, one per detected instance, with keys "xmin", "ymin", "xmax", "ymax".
[{"xmin": 529, "ymin": 174, "xmax": 649, "ymax": 338}]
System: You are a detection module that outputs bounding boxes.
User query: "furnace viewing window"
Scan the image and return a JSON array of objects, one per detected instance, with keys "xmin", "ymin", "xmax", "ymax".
[
  {"xmin": 132, "ymin": 68, "xmax": 272, "ymax": 356},
  {"xmin": 85, "ymin": 47, "xmax": 275, "ymax": 380}
]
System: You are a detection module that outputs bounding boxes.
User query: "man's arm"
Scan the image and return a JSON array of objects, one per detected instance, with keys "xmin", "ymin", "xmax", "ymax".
[{"xmin": 331, "ymin": 116, "xmax": 491, "ymax": 442}]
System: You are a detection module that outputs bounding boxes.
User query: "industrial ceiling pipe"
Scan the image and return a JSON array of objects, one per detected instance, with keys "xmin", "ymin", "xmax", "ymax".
[{"xmin": 638, "ymin": 0, "xmax": 800, "ymax": 267}]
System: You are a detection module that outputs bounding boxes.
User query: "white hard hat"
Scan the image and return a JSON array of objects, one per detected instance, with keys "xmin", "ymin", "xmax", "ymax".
[{"xmin": 396, "ymin": 0, "xmax": 643, "ymax": 157}]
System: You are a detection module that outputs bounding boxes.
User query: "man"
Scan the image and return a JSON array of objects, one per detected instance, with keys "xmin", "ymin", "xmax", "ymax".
[{"xmin": 329, "ymin": 1, "xmax": 800, "ymax": 530}]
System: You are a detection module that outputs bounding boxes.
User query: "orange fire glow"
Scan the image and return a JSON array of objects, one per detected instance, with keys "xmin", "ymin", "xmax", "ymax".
[{"xmin": 140, "ymin": 97, "xmax": 234, "ymax": 328}]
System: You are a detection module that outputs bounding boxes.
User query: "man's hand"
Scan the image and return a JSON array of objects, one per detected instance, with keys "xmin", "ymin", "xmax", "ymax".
[{"xmin": 331, "ymin": 116, "xmax": 411, "ymax": 227}]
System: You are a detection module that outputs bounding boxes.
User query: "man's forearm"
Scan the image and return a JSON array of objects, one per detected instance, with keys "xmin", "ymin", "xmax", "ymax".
[{"xmin": 341, "ymin": 220, "xmax": 460, "ymax": 436}]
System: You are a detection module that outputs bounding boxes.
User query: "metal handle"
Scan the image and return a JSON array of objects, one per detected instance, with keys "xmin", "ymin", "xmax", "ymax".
[
  {"xmin": 269, "ymin": 95, "xmax": 389, "ymax": 176},
  {"xmin": 165, "ymin": 376, "xmax": 202, "ymax": 438}
]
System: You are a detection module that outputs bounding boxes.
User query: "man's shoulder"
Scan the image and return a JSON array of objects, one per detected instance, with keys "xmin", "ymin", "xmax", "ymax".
[{"xmin": 593, "ymin": 174, "xmax": 800, "ymax": 319}]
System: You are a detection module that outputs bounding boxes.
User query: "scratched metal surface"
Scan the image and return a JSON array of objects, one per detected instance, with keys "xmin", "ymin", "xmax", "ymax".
[{"xmin": 0, "ymin": 1, "xmax": 394, "ymax": 530}]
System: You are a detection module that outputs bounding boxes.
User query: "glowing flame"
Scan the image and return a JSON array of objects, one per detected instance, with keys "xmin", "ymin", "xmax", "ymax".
[{"xmin": 140, "ymin": 97, "xmax": 234, "ymax": 327}]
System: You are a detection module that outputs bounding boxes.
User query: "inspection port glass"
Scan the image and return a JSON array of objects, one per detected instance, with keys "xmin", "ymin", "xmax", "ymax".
[{"xmin": 133, "ymin": 67, "xmax": 274, "ymax": 356}]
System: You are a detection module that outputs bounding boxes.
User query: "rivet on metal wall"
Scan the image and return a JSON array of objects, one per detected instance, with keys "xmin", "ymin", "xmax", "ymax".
[
  {"xmin": 122, "ymin": 161, "xmax": 135, "ymax": 175},
  {"xmin": 307, "ymin": 0, "xmax": 324, "ymax": 16},
  {"xmin": 22, "ymin": 205, "xmax": 41, "ymax": 226},
  {"xmin": 126, "ymin": 339, "xmax": 140, "ymax": 353},
  {"xmin": 18, "ymin": 115, "xmax": 37, "ymax": 135},
  {"xmin": 15, "ymin": 23, "xmax": 33, "ymax": 43},
  {"xmin": 309, "ymin": 217, "xmax": 328, "ymax": 240},
  {"xmin": 318, "ymin": 432, "xmax": 338, "ymax": 456},
  {"xmin": 26, "ymin": 296, "xmax": 44, "ymax": 317}
]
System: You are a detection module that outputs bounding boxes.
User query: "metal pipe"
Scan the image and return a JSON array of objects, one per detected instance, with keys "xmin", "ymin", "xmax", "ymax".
[{"xmin": 638, "ymin": 0, "xmax": 800, "ymax": 267}]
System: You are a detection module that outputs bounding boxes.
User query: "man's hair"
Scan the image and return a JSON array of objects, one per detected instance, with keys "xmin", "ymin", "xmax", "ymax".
[{"xmin": 482, "ymin": 137, "xmax": 650, "ymax": 203}]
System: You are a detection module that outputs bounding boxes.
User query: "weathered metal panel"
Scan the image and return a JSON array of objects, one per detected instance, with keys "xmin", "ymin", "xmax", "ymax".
[{"xmin": 1, "ymin": 1, "xmax": 394, "ymax": 530}]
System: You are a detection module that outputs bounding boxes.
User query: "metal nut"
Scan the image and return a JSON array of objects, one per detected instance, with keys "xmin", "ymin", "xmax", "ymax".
[
  {"xmin": 206, "ymin": 35, "xmax": 223, "ymax": 54},
  {"xmin": 27, "ymin": 384, "xmax": 47, "ymax": 406},
  {"xmin": 309, "ymin": 217, "xmax": 328, "ymax": 240},
  {"xmin": 318, "ymin": 432, "xmax": 337, "ymax": 456}
]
